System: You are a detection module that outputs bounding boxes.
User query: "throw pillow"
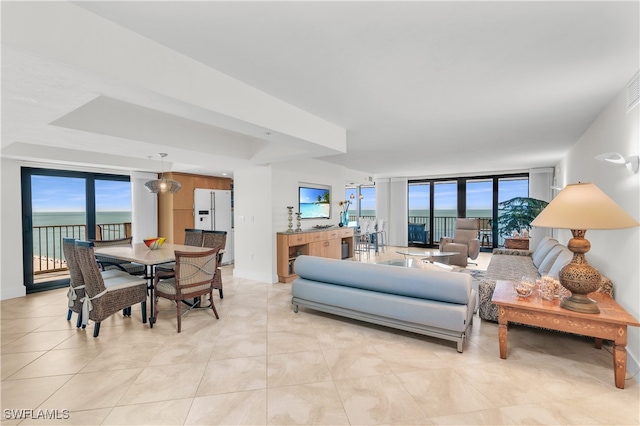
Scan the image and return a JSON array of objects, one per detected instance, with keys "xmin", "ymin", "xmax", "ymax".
[
  {"xmin": 547, "ymin": 249, "xmax": 574, "ymax": 278},
  {"xmin": 532, "ymin": 237, "xmax": 559, "ymax": 268},
  {"xmin": 538, "ymin": 244, "xmax": 563, "ymax": 276}
]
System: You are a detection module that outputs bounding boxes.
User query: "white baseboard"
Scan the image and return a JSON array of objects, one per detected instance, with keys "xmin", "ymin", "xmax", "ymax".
[
  {"xmin": 0, "ymin": 286, "xmax": 27, "ymax": 300},
  {"xmin": 232, "ymin": 269, "xmax": 273, "ymax": 284}
]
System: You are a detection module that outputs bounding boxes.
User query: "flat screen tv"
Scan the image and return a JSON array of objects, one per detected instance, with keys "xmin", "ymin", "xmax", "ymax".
[{"xmin": 298, "ymin": 185, "xmax": 331, "ymax": 219}]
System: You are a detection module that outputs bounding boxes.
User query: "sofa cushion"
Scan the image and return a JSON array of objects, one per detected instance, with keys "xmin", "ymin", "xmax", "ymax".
[
  {"xmin": 483, "ymin": 254, "xmax": 540, "ymax": 281},
  {"xmin": 532, "ymin": 237, "xmax": 559, "ymax": 268},
  {"xmin": 292, "ymin": 278, "xmax": 473, "ymax": 333},
  {"xmin": 537, "ymin": 244, "xmax": 564, "ymax": 276},
  {"xmin": 547, "ymin": 248, "xmax": 573, "ymax": 278},
  {"xmin": 294, "ymin": 255, "xmax": 472, "ymax": 305}
]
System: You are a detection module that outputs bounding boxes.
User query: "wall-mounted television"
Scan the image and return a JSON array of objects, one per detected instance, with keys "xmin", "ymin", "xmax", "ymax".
[{"xmin": 298, "ymin": 184, "xmax": 331, "ymax": 219}]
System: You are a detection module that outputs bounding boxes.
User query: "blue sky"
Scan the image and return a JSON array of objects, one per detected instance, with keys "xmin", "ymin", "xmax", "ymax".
[
  {"xmin": 31, "ymin": 176, "xmax": 132, "ymax": 212},
  {"xmin": 408, "ymin": 179, "xmax": 528, "ymax": 210}
]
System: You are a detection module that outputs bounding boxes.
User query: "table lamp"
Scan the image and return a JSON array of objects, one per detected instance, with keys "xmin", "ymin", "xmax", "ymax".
[{"xmin": 531, "ymin": 182, "xmax": 639, "ymax": 314}]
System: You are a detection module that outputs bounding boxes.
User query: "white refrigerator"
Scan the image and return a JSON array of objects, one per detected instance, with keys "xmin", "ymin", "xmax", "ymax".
[{"xmin": 194, "ymin": 188, "xmax": 234, "ymax": 265}]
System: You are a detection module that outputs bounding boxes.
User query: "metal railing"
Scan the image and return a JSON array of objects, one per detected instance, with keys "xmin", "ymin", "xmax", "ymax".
[
  {"xmin": 408, "ymin": 216, "xmax": 492, "ymax": 245},
  {"xmin": 32, "ymin": 222, "xmax": 131, "ymax": 274},
  {"xmin": 348, "ymin": 215, "xmax": 493, "ymax": 246}
]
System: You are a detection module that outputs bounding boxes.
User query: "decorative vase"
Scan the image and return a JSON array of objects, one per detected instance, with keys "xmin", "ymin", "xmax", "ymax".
[
  {"xmin": 286, "ymin": 206, "xmax": 294, "ymax": 233},
  {"xmin": 342, "ymin": 211, "xmax": 349, "ymax": 226},
  {"xmin": 295, "ymin": 213, "xmax": 302, "ymax": 232}
]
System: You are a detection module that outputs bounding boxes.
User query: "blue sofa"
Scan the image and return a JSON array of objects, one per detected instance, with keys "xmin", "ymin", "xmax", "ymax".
[{"xmin": 291, "ymin": 255, "xmax": 476, "ymax": 352}]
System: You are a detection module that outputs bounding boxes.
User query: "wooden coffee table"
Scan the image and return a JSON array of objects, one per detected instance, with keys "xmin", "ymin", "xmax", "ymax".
[{"xmin": 491, "ymin": 280, "xmax": 640, "ymax": 389}]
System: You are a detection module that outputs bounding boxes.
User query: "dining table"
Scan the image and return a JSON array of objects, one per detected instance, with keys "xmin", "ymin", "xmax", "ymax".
[{"xmin": 94, "ymin": 242, "xmax": 211, "ymax": 327}]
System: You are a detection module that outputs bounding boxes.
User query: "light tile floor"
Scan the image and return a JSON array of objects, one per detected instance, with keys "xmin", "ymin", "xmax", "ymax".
[{"xmin": 1, "ymin": 247, "xmax": 639, "ymax": 425}]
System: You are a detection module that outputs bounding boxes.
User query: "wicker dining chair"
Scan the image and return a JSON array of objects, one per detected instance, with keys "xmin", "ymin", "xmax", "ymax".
[
  {"xmin": 202, "ymin": 230, "xmax": 226, "ymax": 298},
  {"xmin": 75, "ymin": 241, "xmax": 148, "ymax": 337},
  {"xmin": 153, "ymin": 248, "xmax": 220, "ymax": 333},
  {"xmin": 63, "ymin": 238, "xmax": 87, "ymax": 327},
  {"xmin": 156, "ymin": 228, "xmax": 205, "ymax": 274},
  {"xmin": 93, "ymin": 237, "xmax": 146, "ymax": 276},
  {"xmin": 63, "ymin": 238, "xmax": 135, "ymax": 328},
  {"xmin": 184, "ymin": 228, "xmax": 204, "ymax": 247}
]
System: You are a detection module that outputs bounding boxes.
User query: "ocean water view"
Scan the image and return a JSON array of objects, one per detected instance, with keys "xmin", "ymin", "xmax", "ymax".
[
  {"xmin": 356, "ymin": 209, "xmax": 493, "ymax": 219},
  {"xmin": 33, "ymin": 211, "xmax": 132, "ymax": 226},
  {"xmin": 32, "ymin": 211, "xmax": 132, "ymax": 265}
]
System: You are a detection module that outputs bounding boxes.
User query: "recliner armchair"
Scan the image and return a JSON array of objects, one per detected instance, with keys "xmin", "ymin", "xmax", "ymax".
[{"xmin": 439, "ymin": 218, "xmax": 480, "ymax": 267}]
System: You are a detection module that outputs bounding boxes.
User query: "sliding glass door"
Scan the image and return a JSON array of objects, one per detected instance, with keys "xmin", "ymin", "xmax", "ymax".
[
  {"xmin": 408, "ymin": 183, "xmax": 430, "ymax": 244},
  {"xmin": 497, "ymin": 176, "xmax": 529, "ymax": 247},
  {"xmin": 22, "ymin": 168, "xmax": 131, "ymax": 293},
  {"xmin": 433, "ymin": 181, "xmax": 457, "ymax": 243},
  {"xmin": 408, "ymin": 173, "xmax": 528, "ymax": 248},
  {"xmin": 466, "ymin": 179, "xmax": 494, "ymax": 249}
]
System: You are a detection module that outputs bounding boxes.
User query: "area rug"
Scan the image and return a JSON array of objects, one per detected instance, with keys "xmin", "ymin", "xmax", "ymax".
[{"xmin": 455, "ymin": 268, "xmax": 486, "ymax": 281}]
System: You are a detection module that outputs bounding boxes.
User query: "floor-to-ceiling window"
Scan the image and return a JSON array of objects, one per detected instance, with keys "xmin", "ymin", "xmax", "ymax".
[
  {"xmin": 408, "ymin": 173, "xmax": 528, "ymax": 248},
  {"xmin": 344, "ymin": 185, "xmax": 376, "ymax": 224},
  {"xmin": 466, "ymin": 179, "xmax": 494, "ymax": 249},
  {"xmin": 433, "ymin": 181, "xmax": 457, "ymax": 243},
  {"xmin": 360, "ymin": 185, "xmax": 376, "ymax": 219},
  {"xmin": 497, "ymin": 176, "xmax": 530, "ymax": 247},
  {"xmin": 22, "ymin": 168, "xmax": 131, "ymax": 293},
  {"xmin": 408, "ymin": 183, "xmax": 430, "ymax": 244}
]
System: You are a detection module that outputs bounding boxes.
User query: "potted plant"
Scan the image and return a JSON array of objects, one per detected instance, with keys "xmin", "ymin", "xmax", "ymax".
[{"xmin": 495, "ymin": 197, "xmax": 549, "ymax": 238}]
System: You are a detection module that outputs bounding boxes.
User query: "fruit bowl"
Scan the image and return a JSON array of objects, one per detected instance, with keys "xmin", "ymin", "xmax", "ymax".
[{"xmin": 143, "ymin": 237, "xmax": 166, "ymax": 250}]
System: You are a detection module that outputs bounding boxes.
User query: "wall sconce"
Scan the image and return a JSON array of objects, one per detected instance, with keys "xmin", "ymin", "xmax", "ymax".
[{"xmin": 594, "ymin": 152, "xmax": 639, "ymax": 174}]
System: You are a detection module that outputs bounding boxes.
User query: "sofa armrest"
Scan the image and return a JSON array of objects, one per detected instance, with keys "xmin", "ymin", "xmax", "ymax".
[
  {"xmin": 468, "ymin": 239, "xmax": 480, "ymax": 260},
  {"xmin": 439, "ymin": 237, "xmax": 453, "ymax": 251}
]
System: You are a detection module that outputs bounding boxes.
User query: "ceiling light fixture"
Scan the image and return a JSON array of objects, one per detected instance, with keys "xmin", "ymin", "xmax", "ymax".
[
  {"xmin": 144, "ymin": 153, "xmax": 182, "ymax": 194},
  {"xmin": 594, "ymin": 152, "xmax": 639, "ymax": 174}
]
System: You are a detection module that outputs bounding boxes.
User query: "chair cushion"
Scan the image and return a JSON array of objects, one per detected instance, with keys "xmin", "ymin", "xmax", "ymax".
[
  {"xmin": 103, "ymin": 275, "xmax": 147, "ymax": 291},
  {"xmin": 156, "ymin": 278, "xmax": 211, "ymax": 297},
  {"xmin": 532, "ymin": 237, "xmax": 559, "ymax": 268},
  {"xmin": 537, "ymin": 244, "xmax": 563, "ymax": 276},
  {"xmin": 156, "ymin": 278, "xmax": 177, "ymax": 295}
]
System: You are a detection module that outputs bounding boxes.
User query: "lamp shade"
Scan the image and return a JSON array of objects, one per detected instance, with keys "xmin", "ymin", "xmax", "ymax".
[
  {"xmin": 144, "ymin": 153, "xmax": 181, "ymax": 194},
  {"xmin": 531, "ymin": 182, "xmax": 639, "ymax": 230},
  {"xmin": 144, "ymin": 178, "xmax": 182, "ymax": 194}
]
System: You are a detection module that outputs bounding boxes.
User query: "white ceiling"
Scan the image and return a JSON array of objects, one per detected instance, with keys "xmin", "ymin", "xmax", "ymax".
[{"xmin": 2, "ymin": 1, "xmax": 639, "ymax": 179}]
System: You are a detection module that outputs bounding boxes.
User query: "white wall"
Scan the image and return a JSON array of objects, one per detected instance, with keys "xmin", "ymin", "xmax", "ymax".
[
  {"xmin": 233, "ymin": 166, "xmax": 274, "ymax": 283},
  {"xmin": 555, "ymin": 87, "xmax": 640, "ymax": 378},
  {"xmin": 0, "ymin": 159, "xmax": 27, "ymax": 299},
  {"xmin": 130, "ymin": 171, "xmax": 159, "ymax": 243},
  {"xmin": 233, "ymin": 160, "xmax": 360, "ymax": 283},
  {"xmin": 528, "ymin": 167, "xmax": 554, "ymax": 249}
]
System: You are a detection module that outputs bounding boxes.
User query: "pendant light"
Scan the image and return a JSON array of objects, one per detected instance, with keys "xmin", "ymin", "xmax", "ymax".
[{"xmin": 144, "ymin": 153, "xmax": 182, "ymax": 194}]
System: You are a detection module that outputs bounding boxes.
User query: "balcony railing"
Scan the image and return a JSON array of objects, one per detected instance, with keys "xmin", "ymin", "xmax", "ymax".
[
  {"xmin": 349, "ymin": 214, "xmax": 494, "ymax": 246},
  {"xmin": 33, "ymin": 222, "xmax": 131, "ymax": 275},
  {"xmin": 408, "ymin": 216, "xmax": 492, "ymax": 244}
]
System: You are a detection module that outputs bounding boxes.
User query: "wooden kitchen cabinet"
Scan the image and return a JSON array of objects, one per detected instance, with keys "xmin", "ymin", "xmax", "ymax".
[{"xmin": 158, "ymin": 172, "xmax": 233, "ymax": 244}]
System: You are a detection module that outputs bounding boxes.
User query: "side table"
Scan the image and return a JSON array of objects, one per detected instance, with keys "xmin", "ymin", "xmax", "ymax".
[{"xmin": 491, "ymin": 280, "xmax": 640, "ymax": 389}]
